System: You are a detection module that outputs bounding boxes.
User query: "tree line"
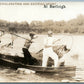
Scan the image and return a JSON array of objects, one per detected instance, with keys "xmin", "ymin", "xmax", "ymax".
[{"xmin": 0, "ymin": 14, "xmax": 84, "ymax": 34}]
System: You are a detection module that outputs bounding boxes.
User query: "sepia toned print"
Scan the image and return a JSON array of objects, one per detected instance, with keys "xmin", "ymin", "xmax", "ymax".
[{"xmin": 0, "ymin": 1, "xmax": 84, "ymax": 82}]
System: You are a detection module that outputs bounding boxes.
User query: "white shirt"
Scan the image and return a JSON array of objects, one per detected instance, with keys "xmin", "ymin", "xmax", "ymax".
[{"xmin": 44, "ymin": 36, "xmax": 54, "ymax": 50}]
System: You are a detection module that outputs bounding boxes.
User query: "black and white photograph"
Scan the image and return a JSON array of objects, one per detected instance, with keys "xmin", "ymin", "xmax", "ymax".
[{"xmin": 0, "ymin": 1, "xmax": 84, "ymax": 82}]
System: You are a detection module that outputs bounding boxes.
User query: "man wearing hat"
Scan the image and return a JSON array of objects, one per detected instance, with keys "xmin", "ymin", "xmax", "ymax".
[
  {"xmin": 42, "ymin": 30, "xmax": 59, "ymax": 67},
  {"xmin": 22, "ymin": 32, "xmax": 37, "ymax": 64},
  {"xmin": 24, "ymin": 32, "xmax": 36, "ymax": 49}
]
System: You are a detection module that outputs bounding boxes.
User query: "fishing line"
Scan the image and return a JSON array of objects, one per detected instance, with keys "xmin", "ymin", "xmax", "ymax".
[{"xmin": 56, "ymin": 34, "xmax": 74, "ymax": 51}]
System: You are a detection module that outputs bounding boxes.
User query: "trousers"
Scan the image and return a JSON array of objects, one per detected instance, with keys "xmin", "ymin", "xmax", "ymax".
[{"xmin": 42, "ymin": 48, "xmax": 58, "ymax": 67}]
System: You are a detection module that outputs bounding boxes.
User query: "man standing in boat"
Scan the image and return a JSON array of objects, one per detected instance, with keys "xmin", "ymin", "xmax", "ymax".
[
  {"xmin": 42, "ymin": 30, "xmax": 60, "ymax": 67},
  {"xmin": 22, "ymin": 32, "xmax": 37, "ymax": 64}
]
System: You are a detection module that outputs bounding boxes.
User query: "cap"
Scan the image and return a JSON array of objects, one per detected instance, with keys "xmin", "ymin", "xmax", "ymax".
[{"xmin": 29, "ymin": 32, "xmax": 36, "ymax": 36}]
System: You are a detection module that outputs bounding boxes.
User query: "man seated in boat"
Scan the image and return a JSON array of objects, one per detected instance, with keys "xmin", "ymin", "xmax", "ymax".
[
  {"xmin": 22, "ymin": 32, "xmax": 38, "ymax": 64},
  {"xmin": 42, "ymin": 30, "xmax": 61, "ymax": 67}
]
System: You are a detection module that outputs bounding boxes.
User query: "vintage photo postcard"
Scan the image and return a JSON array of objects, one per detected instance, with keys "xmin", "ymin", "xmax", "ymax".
[{"xmin": 0, "ymin": 0, "xmax": 84, "ymax": 83}]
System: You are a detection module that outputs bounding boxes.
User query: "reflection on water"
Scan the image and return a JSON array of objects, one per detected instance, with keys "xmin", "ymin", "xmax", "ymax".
[{"xmin": 0, "ymin": 66, "xmax": 77, "ymax": 82}]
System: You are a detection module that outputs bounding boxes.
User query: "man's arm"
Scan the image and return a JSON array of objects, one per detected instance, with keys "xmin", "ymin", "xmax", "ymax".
[
  {"xmin": 44, "ymin": 44, "xmax": 53, "ymax": 48},
  {"xmin": 53, "ymin": 38, "xmax": 61, "ymax": 44}
]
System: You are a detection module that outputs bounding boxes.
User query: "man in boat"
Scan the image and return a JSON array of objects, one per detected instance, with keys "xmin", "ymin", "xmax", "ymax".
[
  {"xmin": 0, "ymin": 31, "xmax": 13, "ymax": 49},
  {"xmin": 42, "ymin": 30, "xmax": 60, "ymax": 67},
  {"xmin": 22, "ymin": 32, "xmax": 38, "ymax": 65},
  {"xmin": 0, "ymin": 28, "xmax": 17, "ymax": 49}
]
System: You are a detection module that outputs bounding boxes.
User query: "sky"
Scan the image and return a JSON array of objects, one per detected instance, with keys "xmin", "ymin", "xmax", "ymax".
[{"xmin": 0, "ymin": 2, "xmax": 84, "ymax": 23}]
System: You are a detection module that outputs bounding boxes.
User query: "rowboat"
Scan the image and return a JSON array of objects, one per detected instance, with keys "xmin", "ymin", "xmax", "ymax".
[{"xmin": 0, "ymin": 53, "xmax": 76, "ymax": 75}]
